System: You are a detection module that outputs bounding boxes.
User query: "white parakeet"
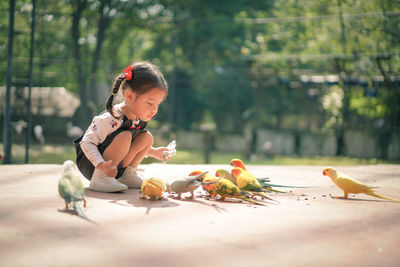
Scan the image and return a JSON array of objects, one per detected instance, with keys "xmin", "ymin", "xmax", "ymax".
[{"xmin": 166, "ymin": 171, "xmax": 210, "ymax": 199}]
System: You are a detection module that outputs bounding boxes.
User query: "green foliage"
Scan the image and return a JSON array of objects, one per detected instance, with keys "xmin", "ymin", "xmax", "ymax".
[
  {"xmin": 6, "ymin": 143, "xmax": 397, "ymax": 165},
  {"xmin": 1, "ymin": 0, "xmax": 399, "ymax": 133}
]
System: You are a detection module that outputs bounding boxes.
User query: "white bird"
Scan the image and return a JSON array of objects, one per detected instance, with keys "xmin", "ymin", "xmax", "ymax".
[
  {"xmin": 13, "ymin": 120, "xmax": 27, "ymax": 135},
  {"xmin": 34, "ymin": 125, "xmax": 45, "ymax": 145},
  {"xmin": 67, "ymin": 122, "xmax": 84, "ymax": 139}
]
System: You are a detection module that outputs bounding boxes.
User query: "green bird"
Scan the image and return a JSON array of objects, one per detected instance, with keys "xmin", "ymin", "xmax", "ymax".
[
  {"xmin": 58, "ymin": 160, "xmax": 95, "ymax": 224},
  {"xmin": 216, "ymin": 168, "xmax": 285, "ymax": 193},
  {"xmin": 215, "ymin": 169, "xmax": 238, "ymax": 185}
]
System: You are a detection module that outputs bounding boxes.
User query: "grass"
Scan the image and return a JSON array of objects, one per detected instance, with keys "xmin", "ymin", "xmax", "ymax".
[{"xmin": 1, "ymin": 143, "xmax": 398, "ymax": 165}]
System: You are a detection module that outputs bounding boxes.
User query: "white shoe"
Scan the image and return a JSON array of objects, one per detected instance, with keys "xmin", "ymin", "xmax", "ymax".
[
  {"xmin": 118, "ymin": 166, "xmax": 144, "ymax": 189},
  {"xmin": 90, "ymin": 168, "xmax": 128, "ymax": 192}
]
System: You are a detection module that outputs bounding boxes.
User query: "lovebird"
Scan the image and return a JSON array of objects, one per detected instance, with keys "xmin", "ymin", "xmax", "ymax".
[
  {"xmin": 166, "ymin": 171, "xmax": 211, "ymax": 199},
  {"xmin": 230, "ymin": 159, "xmax": 281, "ymax": 192},
  {"xmin": 230, "ymin": 158, "xmax": 306, "ymax": 191},
  {"xmin": 141, "ymin": 177, "xmax": 166, "ymax": 200},
  {"xmin": 230, "ymin": 159, "xmax": 260, "ymax": 182},
  {"xmin": 189, "ymin": 171, "xmax": 219, "ymax": 198},
  {"xmin": 322, "ymin": 167, "xmax": 399, "ymax": 202},
  {"xmin": 231, "ymin": 167, "xmax": 278, "ymax": 203},
  {"xmin": 189, "ymin": 171, "xmax": 265, "ymax": 205},
  {"xmin": 58, "ymin": 160, "xmax": 94, "ymax": 224},
  {"xmin": 217, "ymin": 168, "xmax": 277, "ymax": 187},
  {"xmin": 215, "ymin": 169, "xmax": 237, "ymax": 185}
]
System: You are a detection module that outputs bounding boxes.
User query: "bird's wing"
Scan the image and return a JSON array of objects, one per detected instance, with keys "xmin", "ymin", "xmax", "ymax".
[
  {"xmin": 70, "ymin": 173, "xmax": 85, "ymax": 196},
  {"xmin": 58, "ymin": 178, "xmax": 74, "ymax": 200},
  {"xmin": 238, "ymin": 175, "xmax": 260, "ymax": 191},
  {"xmin": 169, "ymin": 180, "xmax": 191, "ymax": 193},
  {"xmin": 336, "ymin": 175, "xmax": 369, "ymax": 192}
]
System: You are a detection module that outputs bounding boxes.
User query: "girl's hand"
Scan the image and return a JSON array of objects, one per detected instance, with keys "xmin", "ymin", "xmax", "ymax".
[
  {"xmin": 149, "ymin": 147, "xmax": 169, "ymax": 161},
  {"xmin": 97, "ymin": 160, "xmax": 118, "ymax": 177}
]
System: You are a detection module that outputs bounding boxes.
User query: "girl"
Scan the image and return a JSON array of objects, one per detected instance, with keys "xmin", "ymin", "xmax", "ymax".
[{"xmin": 74, "ymin": 62, "xmax": 169, "ymax": 192}]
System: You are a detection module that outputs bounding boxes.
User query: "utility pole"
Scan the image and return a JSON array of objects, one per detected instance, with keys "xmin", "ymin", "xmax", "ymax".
[
  {"xmin": 335, "ymin": 0, "xmax": 350, "ymax": 156},
  {"xmin": 25, "ymin": 0, "xmax": 36, "ymax": 163},
  {"xmin": 168, "ymin": 19, "xmax": 178, "ymax": 128},
  {"xmin": 3, "ymin": 0, "xmax": 16, "ymax": 164}
]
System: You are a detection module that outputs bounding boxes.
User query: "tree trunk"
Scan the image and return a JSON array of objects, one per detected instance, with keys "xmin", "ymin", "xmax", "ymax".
[
  {"xmin": 71, "ymin": 0, "xmax": 90, "ymax": 128},
  {"xmin": 90, "ymin": 0, "xmax": 112, "ymax": 105}
]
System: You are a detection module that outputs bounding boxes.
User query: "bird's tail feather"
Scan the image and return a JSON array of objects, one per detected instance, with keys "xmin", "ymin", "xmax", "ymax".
[
  {"xmin": 235, "ymin": 196, "xmax": 266, "ymax": 206},
  {"xmin": 261, "ymin": 186, "xmax": 286, "ymax": 193},
  {"xmin": 365, "ymin": 190, "xmax": 400, "ymax": 203},
  {"xmin": 260, "ymin": 182, "xmax": 309, "ymax": 188},
  {"xmin": 73, "ymin": 202, "xmax": 97, "ymax": 224},
  {"xmin": 250, "ymin": 191, "xmax": 279, "ymax": 204},
  {"xmin": 257, "ymin": 177, "xmax": 271, "ymax": 183}
]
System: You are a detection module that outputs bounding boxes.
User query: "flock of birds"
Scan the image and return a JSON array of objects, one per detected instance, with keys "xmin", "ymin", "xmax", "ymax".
[
  {"xmin": 58, "ymin": 158, "xmax": 399, "ymax": 224},
  {"xmin": 12, "ymin": 120, "xmax": 83, "ymax": 144}
]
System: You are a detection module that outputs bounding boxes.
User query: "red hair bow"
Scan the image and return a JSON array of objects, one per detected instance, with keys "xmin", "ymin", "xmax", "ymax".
[{"xmin": 123, "ymin": 65, "xmax": 133, "ymax": 80}]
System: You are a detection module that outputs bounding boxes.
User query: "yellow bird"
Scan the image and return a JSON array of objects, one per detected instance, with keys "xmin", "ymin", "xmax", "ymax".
[
  {"xmin": 322, "ymin": 167, "xmax": 399, "ymax": 202},
  {"xmin": 141, "ymin": 177, "xmax": 166, "ymax": 200},
  {"xmin": 231, "ymin": 167, "xmax": 278, "ymax": 203},
  {"xmin": 230, "ymin": 159, "xmax": 259, "ymax": 183},
  {"xmin": 230, "ymin": 159, "xmax": 285, "ymax": 193},
  {"xmin": 189, "ymin": 170, "xmax": 265, "ymax": 205}
]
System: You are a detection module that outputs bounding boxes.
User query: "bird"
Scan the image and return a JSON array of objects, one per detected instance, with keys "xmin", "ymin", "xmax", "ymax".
[
  {"xmin": 230, "ymin": 158, "xmax": 300, "ymax": 193},
  {"xmin": 141, "ymin": 177, "xmax": 166, "ymax": 200},
  {"xmin": 230, "ymin": 158, "xmax": 265, "ymax": 185},
  {"xmin": 166, "ymin": 171, "xmax": 210, "ymax": 199},
  {"xmin": 189, "ymin": 171, "xmax": 219, "ymax": 198},
  {"xmin": 231, "ymin": 167, "xmax": 278, "ymax": 203},
  {"xmin": 67, "ymin": 122, "xmax": 84, "ymax": 139},
  {"xmin": 13, "ymin": 120, "xmax": 27, "ymax": 135},
  {"xmin": 218, "ymin": 168, "xmax": 307, "ymax": 190},
  {"xmin": 215, "ymin": 169, "xmax": 237, "ymax": 185},
  {"xmin": 322, "ymin": 167, "xmax": 399, "ymax": 202},
  {"xmin": 230, "ymin": 158, "xmax": 250, "ymax": 171},
  {"xmin": 189, "ymin": 171, "xmax": 266, "ymax": 206},
  {"xmin": 34, "ymin": 125, "xmax": 45, "ymax": 144},
  {"xmin": 58, "ymin": 160, "xmax": 95, "ymax": 224}
]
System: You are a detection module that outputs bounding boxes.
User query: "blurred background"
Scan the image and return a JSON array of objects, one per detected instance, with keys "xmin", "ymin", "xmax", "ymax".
[{"xmin": 1, "ymin": 0, "xmax": 399, "ymax": 165}]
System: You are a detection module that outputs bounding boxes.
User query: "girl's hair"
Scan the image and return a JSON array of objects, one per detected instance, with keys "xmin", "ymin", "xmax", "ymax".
[{"xmin": 106, "ymin": 61, "xmax": 168, "ymax": 118}]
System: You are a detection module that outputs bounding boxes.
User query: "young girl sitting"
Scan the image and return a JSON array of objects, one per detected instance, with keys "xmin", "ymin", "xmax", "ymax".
[{"xmin": 74, "ymin": 62, "xmax": 170, "ymax": 193}]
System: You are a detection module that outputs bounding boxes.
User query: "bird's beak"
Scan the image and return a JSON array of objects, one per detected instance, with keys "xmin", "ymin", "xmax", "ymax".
[
  {"xmin": 229, "ymin": 162, "xmax": 233, "ymax": 166},
  {"xmin": 322, "ymin": 170, "xmax": 326, "ymax": 176}
]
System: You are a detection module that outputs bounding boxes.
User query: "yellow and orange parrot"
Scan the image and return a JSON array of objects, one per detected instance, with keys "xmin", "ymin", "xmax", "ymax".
[
  {"xmin": 231, "ymin": 167, "xmax": 278, "ymax": 203},
  {"xmin": 230, "ymin": 158, "xmax": 307, "ymax": 192},
  {"xmin": 189, "ymin": 171, "xmax": 219, "ymax": 198},
  {"xmin": 230, "ymin": 158, "xmax": 279, "ymax": 191},
  {"xmin": 323, "ymin": 167, "xmax": 399, "ymax": 202},
  {"xmin": 189, "ymin": 170, "xmax": 265, "ymax": 205}
]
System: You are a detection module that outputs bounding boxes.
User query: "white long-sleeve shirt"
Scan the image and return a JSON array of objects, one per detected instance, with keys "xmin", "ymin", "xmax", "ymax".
[{"xmin": 80, "ymin": 103, "xmax": 139, "ymax": 167}]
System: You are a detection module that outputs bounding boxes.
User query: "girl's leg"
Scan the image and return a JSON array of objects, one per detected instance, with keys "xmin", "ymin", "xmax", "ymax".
[
  {"xmin": 122, "ymin": 131, "xmax": 154, "ymax": 168},
  {"xmin": 102, "ymin": 131, "xmax": 133, "ymax": 166},
  {"xmin": 89, "ymin": 131, "xmax": 132, "ymax": 192}
]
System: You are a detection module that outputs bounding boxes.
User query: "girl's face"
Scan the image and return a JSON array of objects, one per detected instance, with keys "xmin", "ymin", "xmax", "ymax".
[{"xmin": 125, "ymin": 87, "xmax": 166, "ymax": 121}]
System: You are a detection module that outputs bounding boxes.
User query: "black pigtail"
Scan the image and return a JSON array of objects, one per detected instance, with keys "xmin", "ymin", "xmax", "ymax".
[{"xmin": 106, "ymin": 74, "xmax": 125, "ymax": 118}]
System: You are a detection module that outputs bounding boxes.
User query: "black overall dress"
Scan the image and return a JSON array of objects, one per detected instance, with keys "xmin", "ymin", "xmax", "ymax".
[{"xmin": 74, "ymin": 116, "xmax": 147, "ymax": 180}]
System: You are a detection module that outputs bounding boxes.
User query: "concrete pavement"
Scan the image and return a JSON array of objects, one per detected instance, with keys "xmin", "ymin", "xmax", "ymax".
[{"xmin": 0, "ymin": 163, "xmax": 399, "ymax": 267}]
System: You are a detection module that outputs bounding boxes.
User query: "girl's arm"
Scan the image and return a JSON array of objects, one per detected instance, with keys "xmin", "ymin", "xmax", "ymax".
[
  {"xmin": 147, "ymin": 146, "xmax": 169, "ymax": 161},
  {"xmin": 80, "ymin": 114, "xmax": 122, "ymax": 168}
]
